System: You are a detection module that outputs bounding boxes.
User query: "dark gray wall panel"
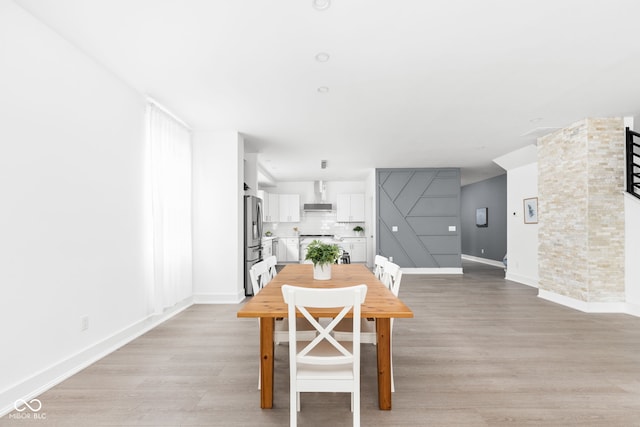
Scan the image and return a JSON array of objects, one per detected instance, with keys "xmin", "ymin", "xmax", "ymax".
[
  {"xmin": 406, "ymin": 217, "xmax": 458, "ymax": 235},
  {"xmin": 380, "ymin": 171, "xmax": 412, "ymax": 200},
  {"xmin": 420, "ymin": 236, "xmax": 460, "ymax": 254},
  {"xmin": 410, "ymin": 197, "xmax": 458, "ymax": 217},
  {"xmin": 377, "ymin": 168, "xmax": 461, "ymax": 269},
  {"xmin": 378, "ymin": 223, "xmax": 436, "ymax": 267},
  {"xmin": 460, "ymin": 174, "xmax": 507, "ymax": 261},
  {"xmin": 379, "ymin": 190, "xmax": 437, "ymax": 267},
  {"xmin": 394, "ymin": 171, "xmax": 436, "ymax": 215},
  {"xmin": 423, "ymin": 177, "xmax": 459, "ymax": 196},
  {"xmin": 436, "ymin": 169, "xmax": 459, "ymax": 178},
  {"xmin": 432, "ymin": 254, "xmax": 462, "ymax": 267}
]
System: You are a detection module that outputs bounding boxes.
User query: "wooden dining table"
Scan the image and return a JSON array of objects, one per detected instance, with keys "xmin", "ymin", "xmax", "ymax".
[{"xmin": 236, "ymin": 263, "xmax": 413, "ymax": 410}]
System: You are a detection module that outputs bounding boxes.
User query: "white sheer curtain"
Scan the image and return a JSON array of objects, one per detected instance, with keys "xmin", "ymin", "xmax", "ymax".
[{"xmin": 147, "ymin": 102, "xmax": 193, "ymax": 313}]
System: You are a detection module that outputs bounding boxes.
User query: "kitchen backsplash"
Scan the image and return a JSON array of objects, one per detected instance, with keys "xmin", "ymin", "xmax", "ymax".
[{"xmin": 264, "ymin": 211, "xmax": 364, "ymax": 237}]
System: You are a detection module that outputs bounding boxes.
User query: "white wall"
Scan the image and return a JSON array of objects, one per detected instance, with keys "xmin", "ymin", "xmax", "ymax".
[
  {"xmin": 365, "ymin": 169, "xmax": 377, "ymax": 266},
  {"xmin": 243, "ymin": 153, "xmax": 258, "ymax": 197},
  {"xmin": 192, "ymin": 131, "xmax": 244, "ymax": 303},
  {"xmin": 505, "ymin": 163, "xmax": 539, "ymax": 287},
  {"xmin": 0, "ymin": 0, "xmax": 153, "ymax": 413},
  {"xmin": 626, "ymin": 194, "xmax": 640, "ymax": 310}
]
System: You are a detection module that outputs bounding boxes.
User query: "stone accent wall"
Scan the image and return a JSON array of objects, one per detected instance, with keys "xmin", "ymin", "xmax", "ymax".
[{"xmin": 538, "ymin": 118, "xmax": 625, "ymax": 302}]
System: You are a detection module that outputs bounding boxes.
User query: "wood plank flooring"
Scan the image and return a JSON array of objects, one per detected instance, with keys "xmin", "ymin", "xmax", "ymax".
[{"xmin": 3, "ymin": 261, "xmax": 640, "ymax": 426}]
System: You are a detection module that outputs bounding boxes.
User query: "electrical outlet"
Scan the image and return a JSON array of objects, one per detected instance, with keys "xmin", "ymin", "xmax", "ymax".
[
  {"xmin": 481, "ymin": 249, "xmax": 484, "ymax": 254},
  {"xmin": 81, "ymin": 316, "xmax": 89, "ymax": 331},
  {"xmin": 389, "ymin": 256, "xmax": 393, "ymax": 262}
]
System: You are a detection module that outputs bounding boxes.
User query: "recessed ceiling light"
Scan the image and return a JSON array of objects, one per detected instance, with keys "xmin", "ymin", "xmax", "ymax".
[
  {"xmin": 317, "ymin": 86, "xmax": 329, "ymax": 93},
  {"xmin": 312, "ymin": 0, "xmax": 331, "ymax": 11},
  {"xmin": 315, "ymin": 52, "xmax": 330, "ymax": 62}
]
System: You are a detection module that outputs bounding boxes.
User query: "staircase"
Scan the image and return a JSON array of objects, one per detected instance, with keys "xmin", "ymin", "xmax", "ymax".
[{"xmin": 627, "ymin": 127, "xmax": 640, "ymax": 200}]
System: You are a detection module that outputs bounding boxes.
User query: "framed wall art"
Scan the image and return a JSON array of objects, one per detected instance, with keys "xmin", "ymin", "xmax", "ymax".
[
  {"xmin": 476, "ymin": 207, "xmax": 488, "ymax": 227},
  {"xmin": 523, "ymin": 197, "xmax": 538, "ymax": 224}
]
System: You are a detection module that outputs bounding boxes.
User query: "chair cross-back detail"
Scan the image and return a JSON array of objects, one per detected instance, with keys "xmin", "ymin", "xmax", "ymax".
[
  {"xmin": 282, "ymin": 284, "xmax": 368, "ymax": 427},
  {"xmin": 265, "ymin": 255, "xmax": 278, "ymax": 281},
  {"xmin": 334, "ymin": 261, "xmax": 402, "ymax": 392},
  {"xmin": 249, "ymin": 260, "xmax": 315, "ymax": 390},
  {"xmin": 382, "ymin": 261, "xmax": 402, "ymax": 297},
  {"xmin": 249, "ymin": 260, "xmax": 271, "ymax": 296},
  {"xmin": 373, "ymin": 255, "xmax": 388, "ymax": 280}
]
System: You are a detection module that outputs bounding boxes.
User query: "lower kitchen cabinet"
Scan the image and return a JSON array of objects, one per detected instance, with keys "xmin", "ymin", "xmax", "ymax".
[
  {"xmin": 341, "ymin": 238, "xmax": 366, "ymax": 263},
  {"xmin": 278, "ymin": 237, "xmax": 300, "ymax": 262}
]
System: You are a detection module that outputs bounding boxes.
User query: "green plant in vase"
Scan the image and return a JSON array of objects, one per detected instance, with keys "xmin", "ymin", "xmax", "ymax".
[
  {"xmin": 305, "ymin": 240, "xmax": 341, "ymax": 280},
  {"xmin": 353, "ymin": 225, "xmax": 364, "ymax": 236}
]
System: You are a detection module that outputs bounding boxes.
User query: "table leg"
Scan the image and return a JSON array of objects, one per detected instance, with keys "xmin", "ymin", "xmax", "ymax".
[
  {"xmin": 259, "ymin": 317, "xmax": 274, "ymax": 409},
  {"xmin": 376, "ymin": 317, "xmax": 392, "ymax": 410}
]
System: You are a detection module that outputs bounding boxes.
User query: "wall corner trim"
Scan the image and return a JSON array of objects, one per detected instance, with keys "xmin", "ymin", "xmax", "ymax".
[
  {"xmin": 462, "ymin": 254, "xmax": 505, "ymax": 268},
  {"xmin": 193, "ymin": 293, "xmax": 245, "ymax": 304},
  {"xmin": 538, "ymin": 290, "xmax": 638, "ymax": 317},
  {"xmin": 505, "ymin": 271, "xmax": 539, "ymax": 288}
]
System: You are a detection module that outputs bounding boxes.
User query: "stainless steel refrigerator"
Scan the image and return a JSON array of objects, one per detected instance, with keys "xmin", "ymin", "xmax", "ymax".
[{"xmin": 244, "ymin": 195, "xmax": 263, "ymax": 296}]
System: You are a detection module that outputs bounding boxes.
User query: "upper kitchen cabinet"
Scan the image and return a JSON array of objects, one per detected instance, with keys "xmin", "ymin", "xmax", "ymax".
[
  {"xmin": 278, "ymin": 194, "xmax": 300, "ymax": 222},
  {"xmin": 263, "ymin": 192, "xmax": 280, "ymax": 223},
  {"xmin": 337, "ymin": 193, "xmax": 365, "ymax": 222}
]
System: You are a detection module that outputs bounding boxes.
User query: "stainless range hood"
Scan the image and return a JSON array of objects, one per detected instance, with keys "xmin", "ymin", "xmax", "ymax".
[
  {"xmin": 303, "ymin": 203, "xmax": 333, "ymax": 212},
  {"xmin": 303, "ymin": 180, "xmax": 333, "ymax": 211}
]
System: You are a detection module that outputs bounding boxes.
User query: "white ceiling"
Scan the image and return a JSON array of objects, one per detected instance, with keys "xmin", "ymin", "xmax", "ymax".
[{"xmin": 15, "ymin": 0, "xmax": 640, "ymax": 185}]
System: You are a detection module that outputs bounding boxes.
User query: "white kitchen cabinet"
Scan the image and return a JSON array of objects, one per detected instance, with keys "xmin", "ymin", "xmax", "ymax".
[
  {"xmin": 341, "ymin": 238, "xmax": 366, "ymax": 263},
  {"xmin": 278, "ymin": 237, "xmax": 300, "ymax": 262},
  {"xmin": 257, "ymin": 191, "xmax": 279, "ymax": 222},
  {"xmin": 336, "ymin": 193, "xmax": 365, "ymax": 222},
  {"xmin": 263, "ymin": 193, "xmax": 280, "ymax": 222},
  {"xmin": 278, "ymin": 194, "xmax": 300, "ymax": 222}
]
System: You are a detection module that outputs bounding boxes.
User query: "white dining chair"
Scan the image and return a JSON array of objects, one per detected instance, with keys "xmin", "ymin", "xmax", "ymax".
[
  {"xmin": 249, "ymin": 259, "xmax": 271, "ymax": 296},
  {"xmin": 249, "ymin": 261, "xmax": 316, "ymax": 390},
  {"xmin": 282, "ymin": 284, "xmax": 367, "ymax": 427},
  {"xmin": 373, "ymin": 254, "xmax": 388, "ymax": 280},
  {"xmin": 264, "ymin": 255, "xmax": 278, "ymax": 281},
  {"xmin": 334, "ymin": 261, "xmax": 402, "ymax": 392}
]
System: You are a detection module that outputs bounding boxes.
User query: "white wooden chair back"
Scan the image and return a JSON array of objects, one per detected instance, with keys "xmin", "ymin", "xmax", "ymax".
[
  {"xmin": 373, "ymin": 255, "xmax": 388, "ymax": 280},
  {"xmin": 264, "ymin": 255, "xmax": 278, "ymax": 280},
  {"xmin": 382, "ymin": 261, "xmax": 402, "ymax": 297},
  {"xmin": 249, "ymin": 260, "xmax": 271, "ymax": 296},
  {"xmin": 282, "ymin": 284, "xmax": 367, "ymax": 427}
]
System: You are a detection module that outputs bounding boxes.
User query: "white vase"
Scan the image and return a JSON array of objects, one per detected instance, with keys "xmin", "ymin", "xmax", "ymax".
[{"xmin": 313, "ymin": 263, "xmax": 332, "ymax": 280}]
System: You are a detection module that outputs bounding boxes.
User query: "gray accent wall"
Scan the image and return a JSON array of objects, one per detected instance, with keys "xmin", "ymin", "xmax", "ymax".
[
  {"xmin": 377, "ymin": 168, "xmax": 461, "ymax": 268},
  {"xmin": 460, "ymin": 174, "xmax": 507, "ymax": 261}
]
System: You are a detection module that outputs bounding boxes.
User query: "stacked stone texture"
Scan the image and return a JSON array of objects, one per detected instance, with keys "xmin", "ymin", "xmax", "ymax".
[{"xmin": 538, "ymin": 118, "xmax": 625, "ymax": 302}]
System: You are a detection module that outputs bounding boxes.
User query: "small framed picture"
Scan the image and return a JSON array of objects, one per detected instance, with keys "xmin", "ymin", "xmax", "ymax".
[
  {"xmin": 475, "ymin": 207, "xmax": 488, "ymax": 227},
  {"xmin": 523, "ymin": 197, "xmax": 538, "ymax": 224}
]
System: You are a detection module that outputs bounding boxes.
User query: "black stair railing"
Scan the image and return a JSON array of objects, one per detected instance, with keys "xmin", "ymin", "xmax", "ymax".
[{"xmin": 627, "ymin": 127, "xmax": 640, "ymax": 200}]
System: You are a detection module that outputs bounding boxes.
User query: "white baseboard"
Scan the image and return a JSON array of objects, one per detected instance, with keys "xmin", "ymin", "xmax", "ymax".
[
  {"xmin": 402, "ymin": 267, "xmax": 463, "ymax": 275},
  {"xmin": 538, "ymin": 289, "xmax": 640, "ymax": 317},
  {"xmin": 505, "ymin": 271, "xmax": 539, "ymax": 288},
  {"xmin": 193, "ymin": 292, "xmax": 245, "ymax": 304},
  {"xmin": 0, "ymin": 298, "xmax": 193, "ymax": 418},
  {"xmin": 461, "ymin": 254, "xmax": 505, "ymax": 268}
]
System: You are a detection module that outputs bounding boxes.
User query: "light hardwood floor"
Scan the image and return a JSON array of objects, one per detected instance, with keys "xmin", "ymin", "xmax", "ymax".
[{"xmin": 4, "ymin": 261, "xmax": 640, "ymax": 426}]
